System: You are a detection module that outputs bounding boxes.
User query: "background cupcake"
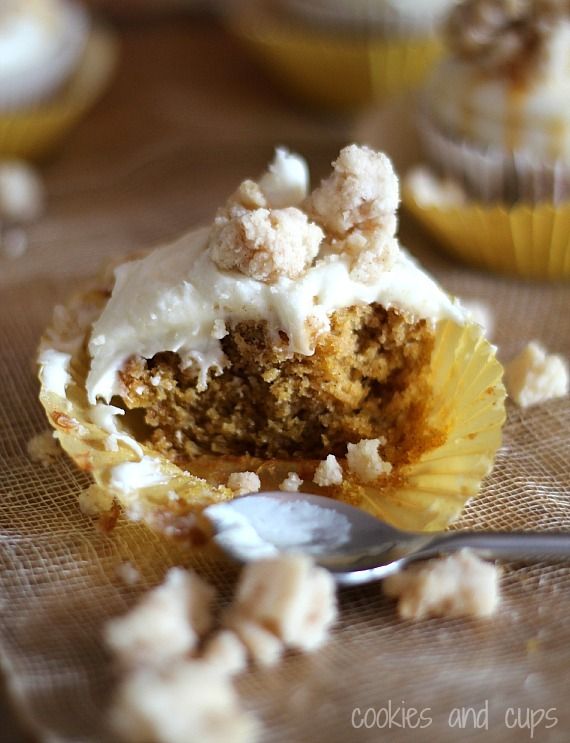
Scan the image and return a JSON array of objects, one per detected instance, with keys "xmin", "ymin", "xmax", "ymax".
[
  {"xmin": 0, "ymin": 0, "xmax": 89, "ymax": 111},
  {"xmin": 418, "ymin": 0, "xmax": 570, "ymax": 204},
  {"xmin": 227, "ymin": 0, "xmax": 458, "ymax": 109},
  {"xmin": 403, "ymin": 0, "xmax": 570, "ymax": 280},
  {"xmin": 0, "ymin": 0, "xmax": 117, "ymax": 159}
]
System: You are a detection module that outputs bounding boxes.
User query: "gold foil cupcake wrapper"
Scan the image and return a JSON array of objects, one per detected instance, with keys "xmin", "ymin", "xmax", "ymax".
[
  {"xmin": 0, "ymin": 26, "xmax": 118, "ymax": 160},
  {"xmin": 38, "ymin": 283, "xmax": 505, "ymax": 536},
  {"xmin": 227, "ymin": 0, "xmax": 443, "ymax": 109},
  {"xmin": 404, "ymin": 189, "xmax": 570, "ymax": 280}
]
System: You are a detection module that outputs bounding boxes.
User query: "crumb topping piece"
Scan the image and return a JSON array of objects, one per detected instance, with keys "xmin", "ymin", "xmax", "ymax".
[
  {"xmin": 104, "ymin": 568, "xmax": 215, "ymax": 670},
  {"xmin": 313, "ymin": 454, "xmax": 343, "ymax": 487},
  {"xmin": 307, "ymin": 145, "xmax": 400, "ymax": 282},
  {"xmin": 209, "ymin": 144, "xmax": 400, "ymax": 285},
  {"xmin": 505, "ymin": 341, "xmax": 569, "ymax": 407},
  {"xmin": 78, "ymin": 484, "xmax": 114, "ymax": 517},
  {"xmin": 307, "ymin": 145, "xmax": 399, "ymax": 237},
  {"xmin": 383, "ymin": 550, "xmax": 501, "ymax": 620},
  {"xmin": 446, "ymin": 0, "xmax": 570, "ymax": 76},
  {"xmin": 279, "ymin": 471, "xmax": 303, "ymax": 492},
  {"xmin": 225, "ymin": 554, "xmax": 337, "ymax": 656},
  {"xmin": 209, "ymin": 178, "xmax": 323, "ymax": 282},
  {"xmin": 26, "ymin": 430, "xmax": 61, "ymax": 467},
  {"xmin": 202, "ymin": 630, "xmax": 248, "ymax": 676},
  {"xmin": 227, "ymin": 471, "xmax": 261, "ymax": 496},
  {"xmin": 110, "ymin": 662, "xmax": 259, "ymax": 743},
  {"xmin": 346, "ymin": 438, "xmax": 392, "ymax": 483}
]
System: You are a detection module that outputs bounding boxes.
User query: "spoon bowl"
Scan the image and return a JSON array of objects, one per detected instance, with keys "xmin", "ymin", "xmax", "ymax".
[{"xmin": 205, "ymin": 492, "xmax": 570, "ymax": 586}]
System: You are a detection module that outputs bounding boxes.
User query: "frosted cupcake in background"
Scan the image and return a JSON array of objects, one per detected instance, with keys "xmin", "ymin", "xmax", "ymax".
[
  {"xmin": 227, "ymin": 0, "xmax": 458, "ymax": 109},
  {"xmin": 274, "ymin": 0, "xmax": 458, "ymax": 36},
  {"xmin": 0, "ymin": 0, "xmax": 89, "ymax": 112},
  {"xmin": 0, "ymin": 0, "xmax": 117, "ymax": 159},
  {"xmin": 404, "ymin": 0, "xmax": 570, "ymax": 280}
]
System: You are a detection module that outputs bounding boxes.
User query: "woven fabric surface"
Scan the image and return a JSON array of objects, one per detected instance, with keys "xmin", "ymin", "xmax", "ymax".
[{"xmin": 1, "ymin": 20, "xmax": 570, "ymax": 743}]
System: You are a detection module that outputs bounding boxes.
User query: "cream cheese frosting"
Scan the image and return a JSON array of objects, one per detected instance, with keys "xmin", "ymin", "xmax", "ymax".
[{"xmin": 86, "ymin": 148, "xmax": 466, "ymax": 405}]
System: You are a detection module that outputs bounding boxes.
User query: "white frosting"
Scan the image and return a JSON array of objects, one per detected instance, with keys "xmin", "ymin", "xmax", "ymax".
[
  {"xmin": 38, "ymin": 349, "xmax": 71, "ymax": 398},
  {"xmin": 108, "ymin": 456, "xmax": 169, "ymax": 495},
  {"xmin": 86, "ymin": 228, "xmax": 464, "ymax": 404},
  {"xmin": 258, "ymin": 147, "xmax": 309, "ymax": 207},
  {"xmin": 90, "ymin": 403, "xmax": 144, "ymax": 457},
  {"xmin": 205, "ymin": 496, "xmax": 352, "ymax": 562}
]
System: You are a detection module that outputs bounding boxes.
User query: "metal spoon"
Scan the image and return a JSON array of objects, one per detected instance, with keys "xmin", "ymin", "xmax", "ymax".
[{"xmin": 204, "ymin": 492, "xmax": 570, "ymax": 587}]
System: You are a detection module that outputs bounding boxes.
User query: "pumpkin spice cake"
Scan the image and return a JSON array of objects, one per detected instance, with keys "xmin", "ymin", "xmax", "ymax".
[{"xmin": 38, "ymin": 144, "xmax": 505, "ymax": 533}]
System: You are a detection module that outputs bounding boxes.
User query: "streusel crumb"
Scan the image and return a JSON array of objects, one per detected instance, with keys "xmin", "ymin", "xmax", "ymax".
[
  {"xmin": 346, "ymin": 438, "xmax": 392, "ymax": 483},
  {"xmin": 505, "ymin": 341, "xmax": 569, "ymax": 407},
  {"xmin": 313, "ymin": 454, "xmax": 343, "ymax": 487},
  {"xmin": 104, "ymin": 568, "xmax": 215, "ymax": 670},
  {"xmin": 78, "ymin": 484, "xmax": 114, "ymax": 516},
  {"xmin": 279, "ymin": 472, "xmax": 303, "ymax": 492},
  {"xmin": 383, "ymin": 550, "xmax": 501, "ymax": 620},
  {"xmin": 209, "ymin": 202, "xmax": 323, "ymax": 282},
  {"xmin": 307, "ymin": 144, "xmax": 399, "ymax": 237},
  {"xmin": 27, "ymin": 431, "xmax": 61, "ymax": 467},
  {"xmin": 227, "ymin": 471, "xmax": 261, "ymax": 496},
  {"xmin": 110, "ymin": 662, "xmax": 259, "ymax": 743},
  {"xmin": 227, "ymin": 554, "xmax": 337, "ymax": 653},
  {"xmin": 225, "ymin": 616, "xmax": 284, "ymax": 668},
  {"xmin": 202, "ymin": 630, "xmax": 248, "ymax": 676}
]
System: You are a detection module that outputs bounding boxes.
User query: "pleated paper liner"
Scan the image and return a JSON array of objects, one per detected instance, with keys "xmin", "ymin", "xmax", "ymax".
[
  {"xmin": 0, "ymin": 25, "xmax": 118, "ymax": 160},
  {"xmin": 226, "ymin": 0, "xmax": 443, "ymax": 109},
  {"xmin": 38, "ymin": 280, "xmax": 505, "ymax": 536},
  {"xmin": 404, "ymin": 190, "xmax": 570, "ymax": 280},
  {"xmin": 354, "ymin": 100, "xmax": 570, "ymax": 280}
]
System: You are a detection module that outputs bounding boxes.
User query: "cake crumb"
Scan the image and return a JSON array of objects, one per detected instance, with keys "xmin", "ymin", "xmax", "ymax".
[
  {"xmin": 313, "ymin": 454, "xmax": 343, "ymax": 487},
  {"xmin": 109, "ymin": 662, "xmax": 260, "ymax": 743},
  {"xmin": 202, "ymin": 630, "xmax": 248, "ymax": 676},
  {"xmin": 383, "ymin": 550, "xmax": 501, "ymax": 620},
  {"xmin": 26, "ymin": 431, "xmax": 61, "ymax": 467},
  {"xmin": 78, "ymin": 484, "xmax": 114, "ymax": 517},
  {"xmin": 116, "ymin": 562, "xmax": 141, "ymax": 587},
  {"xmin": 226, "ymin": 555, "xmax": 337, "ymax": 654},
  {"xmin": 346, "ymin": 438, "xmax": 392, "ymax": 483},
  {"xmin": 225, "ymin": 616, "xmax": 284, "ymax": 668},
  {"xmin": 209, "ymin": 193, "xmax": 323, "ymax": 282},
  {"xmin": 227, "ymin": 471, "xmax": 261, "ymax": 496},
  {"xmin": 104, "ymin": 568, "xmax": 215, "ymax": 670},
  {"xmin": 405, "ymin": 167, "xmax": 466, "ymax": 208},
  {"xmin": 307, "ymin": 145, "xmax": 399, "ymax": 237},
  {"xmin": 505, "ymin": 341, "xmax": 569, "ymax": 407},
  {"xmin": 279, "ymin": 472, "xmax": 303, "ymax": 492}
]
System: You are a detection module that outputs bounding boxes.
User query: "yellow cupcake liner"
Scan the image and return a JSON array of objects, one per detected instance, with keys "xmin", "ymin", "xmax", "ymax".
[
  {"xmin": 404, "ymin": 189, "xmax": 570, "ymax": 281},
  {"xmin": 0, "ymin": 26, "xmax": 118, "ymax": 160},
  {"xmin": 38, "ymin": 280, "xmax": 505, "ymax": 537},
  {"xmin": 227, "ymin": 1, "xmax": 443, "ymax": 109}
]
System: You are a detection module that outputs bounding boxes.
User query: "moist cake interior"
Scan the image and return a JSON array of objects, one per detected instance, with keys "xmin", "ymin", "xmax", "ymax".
[{"xmin": 117, "ymin": 303, "xmax": 437, "ymax": 470}]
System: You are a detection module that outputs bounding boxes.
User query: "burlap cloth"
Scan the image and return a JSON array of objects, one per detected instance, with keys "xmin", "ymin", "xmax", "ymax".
[{"xmin": 1, "ymin": 18, "xmax": 570, "ymax": 743}]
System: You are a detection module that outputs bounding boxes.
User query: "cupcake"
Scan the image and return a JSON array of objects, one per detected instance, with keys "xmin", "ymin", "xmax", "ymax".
[
  {"xmin": 0, "ymin": 0, "xmax": 89, "ymax": 111},
  {"xmin": 227, "ymin": 0, "xmax": 458, "ymax": 109},
  {"xmin": 404, "ymin": 0, "xmax": 570, "ymax": 278},
  {"xmin": 37, "ymin": 145, "xmax": 505, "ymax": 537},
  {"xmin": 0, "ymin": 0, "xmax": 117, "ymax": 159}
]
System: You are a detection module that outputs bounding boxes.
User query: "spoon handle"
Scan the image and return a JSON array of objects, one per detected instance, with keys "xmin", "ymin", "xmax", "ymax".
[{"xmin": 418, "ymin": 531, "xmax": 570, "ymax": 561}]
